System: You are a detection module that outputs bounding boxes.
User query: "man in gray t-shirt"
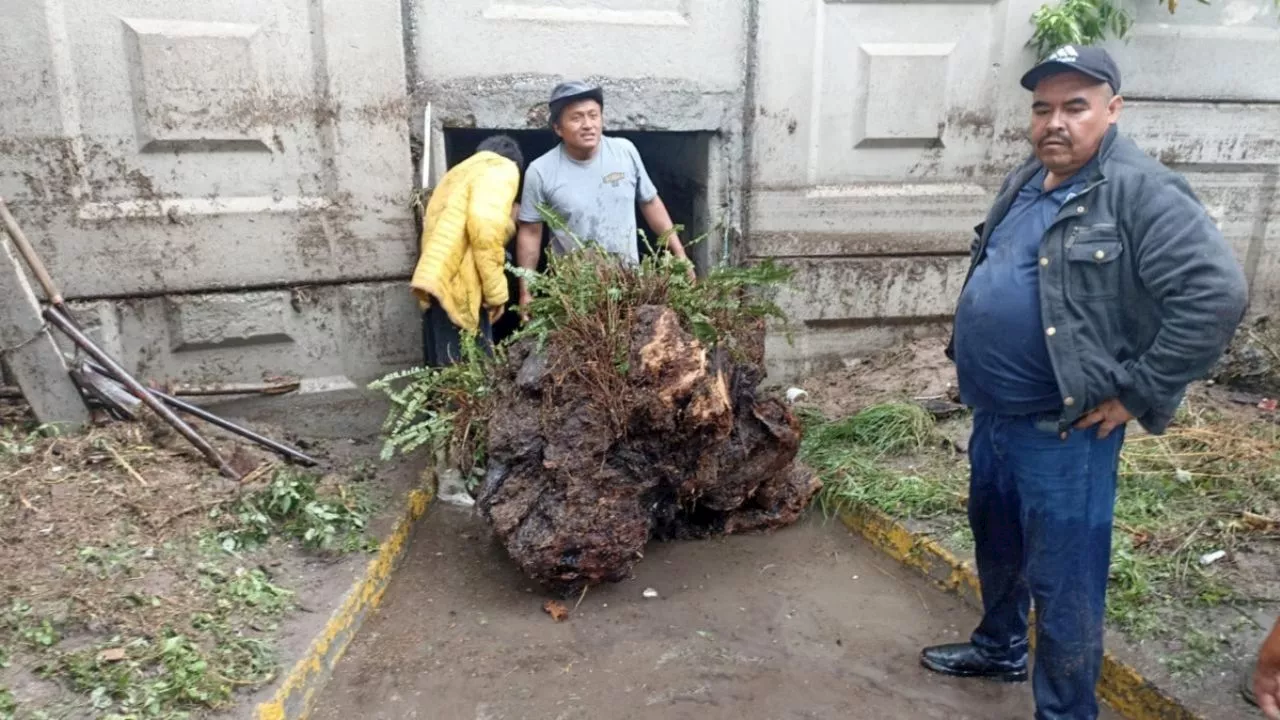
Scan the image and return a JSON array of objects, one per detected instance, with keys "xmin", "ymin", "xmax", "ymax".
[
  {"xmin": 515, "ymin": 81, "xmax": 693, "ymax": 312},
  {"xmin": 519, "ymin": 135, "xmax": 656, "ymax": 264}
]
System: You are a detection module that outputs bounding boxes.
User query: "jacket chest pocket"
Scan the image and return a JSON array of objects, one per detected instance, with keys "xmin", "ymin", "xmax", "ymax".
[{"xmin": 1065, "ymin": 226, "xmax": 1124, "ymax": 302}]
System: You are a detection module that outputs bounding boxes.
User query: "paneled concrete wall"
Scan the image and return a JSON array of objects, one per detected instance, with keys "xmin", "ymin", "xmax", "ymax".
[
  {"xmin": 750, "ymin": 0, "xmax": 1280, "ymax": 381},
  {"xmin": 1, "ymin": 0, "xmax": 1275, "ymax": 392},
  {"xmin": 1, "ymin": 0, "xmax": 416, "ymax": 388}
]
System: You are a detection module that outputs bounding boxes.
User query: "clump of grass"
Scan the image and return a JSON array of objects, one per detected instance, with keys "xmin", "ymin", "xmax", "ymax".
[
  {"xmin": 214, "ymin": 467, "xmax": 375, "ymax": 554},
  {"xmin": 800, "ymin": 404, "xmax": 963, "ymax": 518},
  {"xmin": 804, "ymin": 403, "xmax": 934, "ymax": 459},
  {"xmin": 3, "ymin": 600, "xmax": 59, "ymax": 651},
  {"xmin": 0, "ymin": 423, "xmax": 59, "ymax": 459}
]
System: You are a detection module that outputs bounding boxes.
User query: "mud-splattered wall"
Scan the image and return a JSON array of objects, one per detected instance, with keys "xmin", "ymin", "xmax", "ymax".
[
  {"xmin": 0, "ymin": 0, "xmax": 416, "ymax": 391},
  {"xmin": 0, "ymin": 0, "xmax": 1276, "ymax": 393},
  {"xmin": 751, "ymin": 0, "xmax": 1280, "ymax": 381}
]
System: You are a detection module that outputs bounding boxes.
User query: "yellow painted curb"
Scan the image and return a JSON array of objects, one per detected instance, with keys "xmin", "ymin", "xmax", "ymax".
[
  {"xmin": 838, "ymin": 504, "xmax": 1203, "ymax": 720},
  {"xmin": 255, "ymin": 486, "xmax": 433, "ymax": 720}
]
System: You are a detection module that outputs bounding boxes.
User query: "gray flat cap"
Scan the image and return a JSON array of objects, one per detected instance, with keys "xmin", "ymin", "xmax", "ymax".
[{"xmin": 548, "ymin": 81, "xmax": 604, "ymax": 125}]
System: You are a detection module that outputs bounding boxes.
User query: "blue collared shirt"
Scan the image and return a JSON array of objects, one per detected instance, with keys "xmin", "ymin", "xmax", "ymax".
[{"xmin": 953, "ymin": 168, "xmax": 1086, "ymax": 416}]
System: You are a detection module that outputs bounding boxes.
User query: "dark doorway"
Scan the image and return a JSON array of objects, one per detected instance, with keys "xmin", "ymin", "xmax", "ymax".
[{"xmin": 442, "ymin": 128, "xmax": 712, "ymax": 345}]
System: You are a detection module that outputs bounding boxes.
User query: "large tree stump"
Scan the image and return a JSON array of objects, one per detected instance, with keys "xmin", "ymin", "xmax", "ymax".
[{"xmin": 477, "ymin": 305, "xmax": 820, "ymax": 594}]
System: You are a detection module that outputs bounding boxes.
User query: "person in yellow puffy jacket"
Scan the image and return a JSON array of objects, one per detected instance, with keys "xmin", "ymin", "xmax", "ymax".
[{"xmin": 411, "ymin": 135, "xmax": 524, "ymax": 367}]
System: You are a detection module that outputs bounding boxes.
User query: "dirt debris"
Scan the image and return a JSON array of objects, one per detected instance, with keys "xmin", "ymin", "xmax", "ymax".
[
  {"xmin": 542, "ymin": 600, "xmax": 569, "ymax": 622},
  {"xmin": 1212, "ymin": 316, "xmax": 1280, "ymax": 397},
  {"xmin": 0, "ymin": 398, "xmax": 384, "ymax": 718},
  {"xmin": 800, "ymin": 336, "xmax": 957, "ymax": 420}
]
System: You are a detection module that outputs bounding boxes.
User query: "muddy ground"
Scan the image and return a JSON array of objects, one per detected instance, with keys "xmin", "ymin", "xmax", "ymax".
[
  {"xmin": 314, "ymin": 506, "xmax": 1120, "ymax": 720},
  {"xmin": 0, "ymin": 389, "xmax": 421, "ymax": 719},
  {"xmin": 800, "ymin": 334, "xmax": 1280, "ymax": 720}
]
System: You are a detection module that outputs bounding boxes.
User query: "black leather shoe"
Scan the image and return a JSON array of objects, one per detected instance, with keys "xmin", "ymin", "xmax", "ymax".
[{"xmin": 920, "ymin": 643, "xmax": 1028, "ymax": 682}]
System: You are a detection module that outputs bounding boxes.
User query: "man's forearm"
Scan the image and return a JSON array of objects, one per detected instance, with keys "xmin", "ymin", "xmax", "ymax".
[
  {"xmin": 641, "ymin": 197, "xmax": 688, "ymax": 260},
  {"xmin": 516, "ymin": 223, "xmax": 542, "ymax": 294}
]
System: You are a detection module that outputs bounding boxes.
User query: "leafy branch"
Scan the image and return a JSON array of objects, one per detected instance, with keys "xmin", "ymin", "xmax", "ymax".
[
  {"xmin": 1029, "ymin": 0, "xmax": 1134, "ymax": 59},
  {"xmin": 1026, "ymin": 0, "xmax": 1278, "ymax": 59}
]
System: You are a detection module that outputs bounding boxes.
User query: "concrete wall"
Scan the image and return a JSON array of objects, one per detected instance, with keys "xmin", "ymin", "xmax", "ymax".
[
  {"xmin": 749, "ymin": 0, "xmax": 1280, "ymax": 381},
  {"xmin": 1, "ymin": 0, "xmax": 417, "ymax": 390},
  {"xmin": 408, "ymin": 0, "xmax": 751, "ymax": 270},
  {"xmin": 1, "ymin": 0, "xmax": 1276, "ymax": 392}
]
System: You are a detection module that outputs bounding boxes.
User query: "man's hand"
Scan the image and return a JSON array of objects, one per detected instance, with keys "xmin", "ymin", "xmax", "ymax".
[
  {"xmin": 515, "ymin": 221, "xmax": 542, "ymax": 324},
  {"xmin": 518, "ymin": 286, "xmax": 533, "ymax": 324},
  {"xmin": 1256, "ymin": 620, "xmax": 1280, "ymax": 719},
  {"xmin": 1073, "ymin": 398, "xmax": 1134, "ymax": 439}
]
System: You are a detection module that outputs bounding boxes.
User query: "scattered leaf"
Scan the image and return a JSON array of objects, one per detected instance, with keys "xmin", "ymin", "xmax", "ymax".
[{"xmin": 543, "ymin": 600, "xmax": 569, "ymax": 622}]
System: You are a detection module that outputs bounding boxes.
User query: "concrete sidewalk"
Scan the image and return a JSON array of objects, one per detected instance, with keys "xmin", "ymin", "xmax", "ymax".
[{"xmin": 312, "ymin": 508, "xmax": 1119, "ymax": 720}]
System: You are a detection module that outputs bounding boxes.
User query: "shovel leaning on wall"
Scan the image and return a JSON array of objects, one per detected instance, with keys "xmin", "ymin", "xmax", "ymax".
[{"xmin": 0, "ymin": 198, "xmax": 318, "ymax": 478}]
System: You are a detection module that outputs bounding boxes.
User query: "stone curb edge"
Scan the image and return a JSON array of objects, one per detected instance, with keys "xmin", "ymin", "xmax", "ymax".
[
  {"xmin": 254, "ymin": 486, "xmax": 434, "ymax": 720},
  {"xmin": 838, "ymin": 504, "xmax": 1203, "ymax": 720}
]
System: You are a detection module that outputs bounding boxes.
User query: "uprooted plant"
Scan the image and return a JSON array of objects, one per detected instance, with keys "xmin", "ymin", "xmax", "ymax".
[
  {"xmin": 372, "ymin": 208, "xmax": 819, "ymax": 593},
  {"xmin": 373, "ymin": 207, "xmax": 793, "ymax": 481}
]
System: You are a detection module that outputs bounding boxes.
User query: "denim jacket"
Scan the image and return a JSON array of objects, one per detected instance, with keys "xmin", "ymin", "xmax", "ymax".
[{"xmin": 947, "ymin": 125, "xmax": 1249, "ymax": 434}]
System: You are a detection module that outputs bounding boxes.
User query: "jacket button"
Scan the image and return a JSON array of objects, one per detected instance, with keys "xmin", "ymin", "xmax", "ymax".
[
  {"xmin": 1039, "ymin": 257, "xmax": 1049, "ymax": 266},
  {"xmin": 1076, "ymin": 206, "xmax": 1085, "ymax": 214},
  {"xmin": 1064, "ymin": 396, "xmax": 1076, "ymax": 407},
  {"xmin": 1046, "ymin": 327, "xmax": 1057, "ymax": 336},
  {"xmin": 1094, "ymin": 249, "xmax": 1105, "ymax": 260}
]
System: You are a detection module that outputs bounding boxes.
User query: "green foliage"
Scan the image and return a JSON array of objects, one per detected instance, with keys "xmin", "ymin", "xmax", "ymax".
[
  {"xmin": 0, "ymin": 687, "xmax": 14, "ymax": 720},
  {"xmin": 201, "ymin": 566, "xmax": 294, "ymax": 617},
  {"xmin": 1029, "ymin": 0, "xmax": 1133, "ymax": 60},
  {"xmin": 0, "ymin": 423, "xmax": 59, "ymax": 460},
  {"xmin": 369, "ymin": 333, "xmax": 498, "ymax": 479},
  {"xmin": 1026, "ymin": 0, "xmax": 1280, "ymax": 60},
  {"xmin": 4, "ymin": 600, "xmax": 59, "ymax": 650},
  {"xmin": 50, "ymin": 630, "xmax": 274, "ymax": 718},
  {"xmin": 799, "ymin": 404, "xmax": 964, "ymax": 519},
  {"xmin": 803, "ymin": 404, "xmax": 934, "ymax": 459},
  {"xmin": 516, "ymin": 202, "xmax": 792, "ymax": 351},
  {"xmin": 26, "ymin": 560, "xmax": 286, "ymax": 717},
  {"xmin": 215, "ymin": 468, "xmax": 374, "ymax": 554}
]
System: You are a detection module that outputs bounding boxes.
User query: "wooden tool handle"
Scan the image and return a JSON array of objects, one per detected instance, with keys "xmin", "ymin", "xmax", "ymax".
[{"xmin": 0, "ymin": 197, "xmax": 64, "ymax": 306}]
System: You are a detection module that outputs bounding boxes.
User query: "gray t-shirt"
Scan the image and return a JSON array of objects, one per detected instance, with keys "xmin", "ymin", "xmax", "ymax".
[{"xmin": 518, "ymin": 136, "xmax": 658, "ymax": 265}]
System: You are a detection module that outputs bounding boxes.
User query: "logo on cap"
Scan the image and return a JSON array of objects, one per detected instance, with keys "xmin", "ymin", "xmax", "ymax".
[{"xmin": 1047, "ymin": 45, "xmax": 1080, "ymax": 63}]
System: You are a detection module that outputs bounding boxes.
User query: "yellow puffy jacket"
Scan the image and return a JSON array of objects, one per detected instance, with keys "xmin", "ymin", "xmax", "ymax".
[{"xmin": 410, "ymin": 151, "xmax": 519, "ymax": 332}]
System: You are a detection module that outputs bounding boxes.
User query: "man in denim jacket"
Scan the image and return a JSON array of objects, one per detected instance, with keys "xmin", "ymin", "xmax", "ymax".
[{"xmin": 921, "ymin": 45, "xmax": 1248, "ymax": 719}]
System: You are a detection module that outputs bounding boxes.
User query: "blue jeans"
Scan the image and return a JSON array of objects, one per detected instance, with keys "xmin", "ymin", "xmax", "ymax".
[{"xmin": 967, "ymin": 410, "xmax": 1125, "ymax": 720}]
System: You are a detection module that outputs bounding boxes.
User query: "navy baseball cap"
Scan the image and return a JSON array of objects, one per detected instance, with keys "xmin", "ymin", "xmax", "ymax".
[
  {"xmin": 548, "ymin": 81, "xmax": 604, "ymax": 124},
  {"xmin": 1020, "ymin": 45, "xmax": 1121, "ymax": 94}
]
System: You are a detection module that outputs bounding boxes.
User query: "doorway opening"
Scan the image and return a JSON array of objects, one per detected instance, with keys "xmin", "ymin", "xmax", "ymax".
[{"xmin": 442, "ymin": 128, "xmax": 713, "ymax": 344}]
